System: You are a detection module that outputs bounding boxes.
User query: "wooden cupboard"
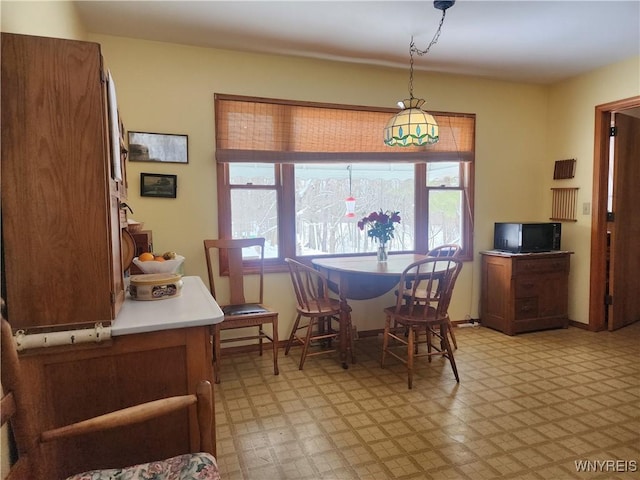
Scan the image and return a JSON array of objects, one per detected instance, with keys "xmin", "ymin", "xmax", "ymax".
[
  {"xmin": 17, "ymin": 326, "xmax": 214, "ymax": 478},
  {"xmin": 480, "ymin": 251, "xmax": 571, "ymax": 335},
  {"xmin": 1, "ymin": 33, "xmax": 126, "ymax": 331}
]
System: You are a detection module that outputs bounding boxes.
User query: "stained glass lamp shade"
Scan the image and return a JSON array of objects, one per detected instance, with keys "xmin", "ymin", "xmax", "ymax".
[{"xmin": 383, "ymin": 98, "xmax": 439, "ymax": 147}]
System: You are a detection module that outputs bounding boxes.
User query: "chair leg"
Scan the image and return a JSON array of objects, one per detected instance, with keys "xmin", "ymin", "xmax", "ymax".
[
  {"xmin": 299, "ymin": 317, "xmax": 316, "ymax": 370},
  {"xmin": 272, "ymin": 316, "xmax": 279, "ymax": 376},
  {"xmin": 213, "ymin": 325, "xmax": 222, "ymax": 384},
  {"xmin": 407, "ymin": 326, "xmax": 415, "ymax": 389},
  {"xmin": 442, "ymin": 323, "xmax": 460, "ymax": 383},
  {"xmin": 447, "ymin": 317, "xmax": 458, "ymax": 350},
  {"xmin": 381, "ymin": 314, "xmax": 391, "ymax": 367},
  {"xmin": 258, "ymin": 324, "xmax": 264, "ymax": 356},
  {"xmin": 285, "ymin": 314, "xmax": 302, "ymax": 356},
  {"xmin": 347, "ymin": 313, "xmax": 356, "ymax": 364}
]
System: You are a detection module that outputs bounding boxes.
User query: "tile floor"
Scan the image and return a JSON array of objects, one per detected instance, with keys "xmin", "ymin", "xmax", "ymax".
[{"xmin": 213, "ymin": 323, "xmax": 640, "ymax": 479}]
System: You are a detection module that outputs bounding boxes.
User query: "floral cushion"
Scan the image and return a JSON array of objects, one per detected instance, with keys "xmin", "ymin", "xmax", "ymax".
[{"xmin": 65, "ymin": 452, "xmax": 220, "ymax": 480}]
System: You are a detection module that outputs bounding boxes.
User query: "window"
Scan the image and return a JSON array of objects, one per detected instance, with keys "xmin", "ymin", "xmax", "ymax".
[{"xmin": 216, "ymin": 95, "xmax": 475, "ymax": 268}]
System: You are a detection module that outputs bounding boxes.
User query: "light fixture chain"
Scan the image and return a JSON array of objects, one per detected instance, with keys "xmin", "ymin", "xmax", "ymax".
[
  {"xmin": 413, "ymin": 9, "xmax": 448, "ymax": 57},
  {"xmin": 408, "ymin": 38, "xmax": 416, "ymax": 99}
]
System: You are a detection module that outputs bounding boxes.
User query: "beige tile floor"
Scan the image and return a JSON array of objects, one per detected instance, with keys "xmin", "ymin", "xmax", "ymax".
[{"xmin": 213, "ymin": 323, "xmax": 640, "ymax": 479}]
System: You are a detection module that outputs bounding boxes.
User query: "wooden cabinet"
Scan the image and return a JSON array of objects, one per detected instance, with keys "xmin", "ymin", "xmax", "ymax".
[
  {"xmin": 1, "ymin": 35, "xmax": 216, "ymax": 478},
  {"xmin": 1, "ymin": 33, "xmax": 126, "ymax": 330},
  {"xmin": 18, "ymin": 326, "xmax": 214, "ymax": 478},
  {"xmin": 480, "ymin": 251, "xmax": 571, "ymax": 335}
]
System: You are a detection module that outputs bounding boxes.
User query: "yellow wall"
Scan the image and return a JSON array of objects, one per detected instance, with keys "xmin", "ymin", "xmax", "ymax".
[
  {"xmin": 1, "ymin": 1, "xmax": 639, "ymax": 476},
  {"xmin": 547, "ymin": 56, "xmax": 640, "ymax": 324},
  {"xmin": 90, "ymin": 33, "xmax": 550, "ymax": 332},
  {"xmin": 2, "ymin": 0, "xmax": 639, "ymax": 338},
  {"xmin": 0, "ymin": 0, "xmax": 86, "ymax": 40}
]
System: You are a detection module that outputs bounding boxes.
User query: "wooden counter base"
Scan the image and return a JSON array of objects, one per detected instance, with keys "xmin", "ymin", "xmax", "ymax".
[{"xmin": 18, "ymin": 326, "xmax": 213, "ymax": 479}]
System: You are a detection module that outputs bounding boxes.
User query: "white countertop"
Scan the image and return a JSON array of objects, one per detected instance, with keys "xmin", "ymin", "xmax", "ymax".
[{"xmin": 111, "ymin": 276, "xmax": 224, "ymax": 336}]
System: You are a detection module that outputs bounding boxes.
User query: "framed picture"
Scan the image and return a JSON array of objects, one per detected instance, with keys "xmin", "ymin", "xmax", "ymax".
[
  {"xmin": 140, "ymin": 173, "xmax": 177, "ymax": 198},
  {"xmin": 128, "ymin": 131, "xmax": 188, "ymax": 164}
]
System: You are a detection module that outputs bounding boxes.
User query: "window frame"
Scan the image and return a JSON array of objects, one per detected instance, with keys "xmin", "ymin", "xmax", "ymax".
[
  {"xmin": 215, "ymin": 95, "xmax": 475, "ymax": 272},
  {"xmin": 217, "ymin": 161, "xmax": 474, "ymax": 272}
]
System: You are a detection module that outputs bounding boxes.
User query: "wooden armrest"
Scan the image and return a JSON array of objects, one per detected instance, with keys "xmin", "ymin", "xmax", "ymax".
[
  {"xmin": 41, "ymin": 395, "xmax": 196, "ymax": 443},
  {"xmin": 1, "ymin": 391, "xmax": 17, "ymax": 426},
  {"xmin": 41, "ymin": 380, "xmax": 213, "ymax": 454}
]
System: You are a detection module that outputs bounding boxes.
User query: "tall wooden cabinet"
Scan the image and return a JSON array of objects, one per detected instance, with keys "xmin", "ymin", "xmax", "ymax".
[
  {"xmin": 1, "ymin": 33, "xmax": 126, "ymax": 330},
  {"xmin": 1, "ymin": 34, "xmax": 217, "ymax": 478},
  {"xmin": 480, "ymin": 251, "xmax": 571, "ymax": 335}
]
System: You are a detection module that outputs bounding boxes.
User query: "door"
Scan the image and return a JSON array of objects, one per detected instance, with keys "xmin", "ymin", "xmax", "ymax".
[{"xmin": 608, "ymin": 112, "xmax": 640, "ymax": 330}]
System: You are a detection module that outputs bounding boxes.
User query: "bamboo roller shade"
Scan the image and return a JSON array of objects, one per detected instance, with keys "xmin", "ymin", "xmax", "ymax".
[{"xmin": 215, "ymin": 94, "xmax": 475, "ymax": 163}]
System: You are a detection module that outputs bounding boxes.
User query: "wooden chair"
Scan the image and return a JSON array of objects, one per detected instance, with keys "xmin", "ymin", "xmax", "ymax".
[
  {"xmin": 398, "ymin": 243, "xmax": 462, "ymax": 349},
  {"xmin": 426, "ymin": 244, "xmax": 462, "ymax": 259},
  {"xmin": 0, "ymin": 317, "xmax": 219, "ymax": 480},
  {"xmin": 203, "ymin": 237, "xmax": 279, "ymax": 383},
  {"xmin": 284, "ymin": 258, "xmax": 355, "ymax": 369},
  {"xmin": 382, "ymin": 257, "xmax": 463, "ymax": 389}
]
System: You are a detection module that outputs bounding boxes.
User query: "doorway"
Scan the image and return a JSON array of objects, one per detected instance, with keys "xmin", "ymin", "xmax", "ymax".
[{"xmin": 589, "ymin": 96, "xmax": 640, "ymax": 331}]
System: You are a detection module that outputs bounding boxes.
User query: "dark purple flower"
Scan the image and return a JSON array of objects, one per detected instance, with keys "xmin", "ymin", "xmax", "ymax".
[{"xmin": 357, "ymin": 209, "xmax": 401, "ymax": 244}]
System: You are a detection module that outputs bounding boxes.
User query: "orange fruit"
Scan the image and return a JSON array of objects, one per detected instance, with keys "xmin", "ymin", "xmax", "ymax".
[
  {"xmin": 138, "ymin": 252, "xmax": 154, "ymax": 262},
  {"xmin": 154, "ymin": 256, "xmax": 166, "ymax": 262}
]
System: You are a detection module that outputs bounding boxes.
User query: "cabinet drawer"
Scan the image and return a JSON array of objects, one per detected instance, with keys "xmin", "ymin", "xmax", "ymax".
[
  {"xmin": 515, "ymin": 277, "xmax": 543, "ymax": 298},
  {"xmin": 515, "ymin": 297, "xmax": 538, "ymax": 319},
  {"xmin": 514, "ymin": 256, "xmax": 568, "ymax": 275}
]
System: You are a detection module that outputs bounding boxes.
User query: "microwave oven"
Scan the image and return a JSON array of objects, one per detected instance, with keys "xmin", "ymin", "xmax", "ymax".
[{"xmin": 493, "ymin": 222, "xmax": 561, "ymax": 253}]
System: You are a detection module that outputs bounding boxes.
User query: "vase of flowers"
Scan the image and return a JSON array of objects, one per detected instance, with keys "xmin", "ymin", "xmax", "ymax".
[{"xmin": 357, "ymin": 209, "xmax": 401, "ymax": 262}]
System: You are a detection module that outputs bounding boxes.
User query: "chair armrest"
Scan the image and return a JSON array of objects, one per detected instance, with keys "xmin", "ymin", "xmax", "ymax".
[{"xmin": 40, "ymin": 380, "xmax": 213, "ymax": 455}]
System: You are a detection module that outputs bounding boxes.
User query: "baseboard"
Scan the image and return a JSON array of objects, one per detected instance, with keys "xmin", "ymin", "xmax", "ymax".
[
  {"xmin": 220, "ymin": 319, "xmax": 483, "ymax": 354},
  {"xmin": 568, "ymin": 319, "xmax": 589, "ymax": 330}
]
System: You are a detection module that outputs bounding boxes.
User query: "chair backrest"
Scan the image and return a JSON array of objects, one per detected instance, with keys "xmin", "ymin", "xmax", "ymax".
[
  {"xmin": 394, "ymin": 257, "xmax": 463, "ymax": 320},
  {"xmin": 203, "ymin": 238, "xmax": 266, "ymax": 306},
  {"xmin": 285, "ymin": 258, "xmax": 332, "ymax": 314},
  {"xmin": 427, "ymin": 244, "xmax": 462, "ymax": 258},
  {"xmin": 1, "ymin": 316, "xmax": 38, "ymax": 480}
]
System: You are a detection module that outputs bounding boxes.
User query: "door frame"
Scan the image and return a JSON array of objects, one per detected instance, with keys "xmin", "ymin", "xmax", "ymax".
[{"xmin": 589, "ymin": 96, "xmax": 640, "ymax": 331}]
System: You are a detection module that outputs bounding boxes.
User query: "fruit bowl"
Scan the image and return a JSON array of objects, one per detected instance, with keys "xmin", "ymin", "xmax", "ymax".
[{"xmin": 132, "ymin": 255, "xmax": 185, "ymax": 274}]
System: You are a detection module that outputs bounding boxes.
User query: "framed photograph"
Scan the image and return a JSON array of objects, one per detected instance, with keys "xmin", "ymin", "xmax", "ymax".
[
  {"xmin": 128, "ymin": 131, "xmax": 188, "ymax": 164},
  {"xmin": 140, "ymin": 173, "xmax": 177, "ymax": 198}
]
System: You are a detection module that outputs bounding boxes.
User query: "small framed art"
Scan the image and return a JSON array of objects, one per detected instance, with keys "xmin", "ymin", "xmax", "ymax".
[
  {"xmin": 140, "ymin": 173, "xmax": 177, "ymax": 198},
  {"xmin": 128, "ymin": 131, "xmax": 188, "ymax": 164}
]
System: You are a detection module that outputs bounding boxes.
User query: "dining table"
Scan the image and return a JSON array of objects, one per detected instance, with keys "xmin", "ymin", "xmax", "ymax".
[{"xmin": 312, "ymin": 253, "xmax": 429, "ymax": 368}]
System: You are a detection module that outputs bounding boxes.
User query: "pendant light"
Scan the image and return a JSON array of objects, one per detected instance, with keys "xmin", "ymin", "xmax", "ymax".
[{"xmin": 384, "ymin": 1, "xmax": 455, "ymax": 147}]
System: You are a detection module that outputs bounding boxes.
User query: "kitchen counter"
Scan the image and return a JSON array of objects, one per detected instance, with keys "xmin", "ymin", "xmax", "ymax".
[
  {"xmin": 19, "ymin": 274, "xmax": 221, "ymax": 475},
  {"xmin": 112, "ymin": 275, "xmax": 224, "ymax": 336}
]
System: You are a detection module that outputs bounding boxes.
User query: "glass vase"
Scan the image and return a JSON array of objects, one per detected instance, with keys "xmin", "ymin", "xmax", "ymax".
[{"xmin": 377, "ymin": 243, "xmax": 388, "ymax": 262}]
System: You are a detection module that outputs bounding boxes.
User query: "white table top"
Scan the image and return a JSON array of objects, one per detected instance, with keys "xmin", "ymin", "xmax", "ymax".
[{"xmin": 111, "ymin": 276, "xmax": 224, "ymax": 336}]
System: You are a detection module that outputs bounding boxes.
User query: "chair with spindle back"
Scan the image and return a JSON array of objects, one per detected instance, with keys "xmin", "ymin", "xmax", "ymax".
[{"xmin": 383, "ymin": 256, "xmax": 463, "ymax": 389}]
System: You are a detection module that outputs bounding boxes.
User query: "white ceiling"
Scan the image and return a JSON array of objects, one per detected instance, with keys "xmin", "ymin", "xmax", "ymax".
[{"xmin": 74, "ymin": 0, "xmax": 640, "ymax": 85}]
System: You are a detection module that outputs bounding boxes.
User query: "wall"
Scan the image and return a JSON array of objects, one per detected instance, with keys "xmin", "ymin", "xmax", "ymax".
[
  {"xmin": 0, "ymin": 0, "xmax": 86, "ymax": 40},
  {"xmin": 546, "ymin": 56, "xmax": 640, "ymax": 324},
  {"xmin": 90, "ymin": 33, "xmax": 549, "ymax": 333},
  {"xmin": 3, "ymin": 0, "xmax": 638, "ymax": 337},
  {"xmin": 1, "ymin": 1, "xmax": 638, "ymax": 477}
]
